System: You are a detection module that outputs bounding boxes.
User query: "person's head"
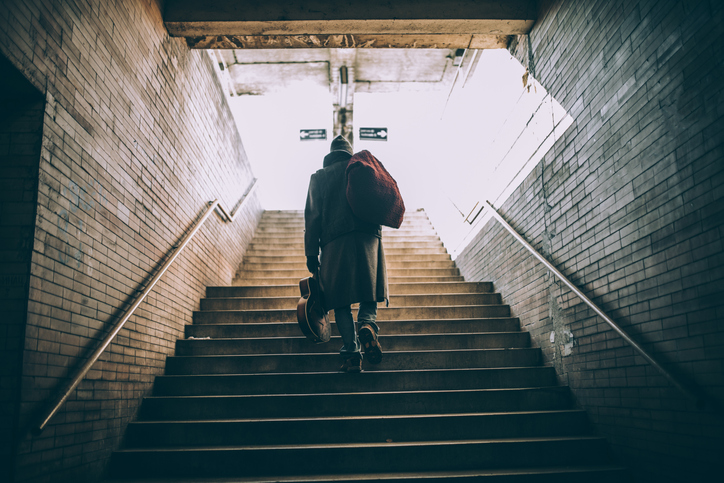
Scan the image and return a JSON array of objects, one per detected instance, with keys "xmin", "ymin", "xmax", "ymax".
[{"xmin": 330, "ymin": 134, "xmax": 353, "ymax": 155}]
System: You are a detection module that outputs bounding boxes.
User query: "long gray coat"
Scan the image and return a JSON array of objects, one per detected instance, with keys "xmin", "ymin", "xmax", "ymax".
[{"xmin": 304, "ymin": 151, "xmax": 388, "ymax": 309}]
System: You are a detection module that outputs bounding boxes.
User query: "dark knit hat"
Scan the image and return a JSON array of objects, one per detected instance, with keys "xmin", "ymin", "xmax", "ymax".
[{"xmin": 330, "ymin": 134, "xmax": 353, "ymax": 155}]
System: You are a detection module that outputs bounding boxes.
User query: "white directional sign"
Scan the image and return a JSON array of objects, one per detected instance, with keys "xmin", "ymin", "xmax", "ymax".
[
  {"xmin": 300, "ymin": 129, "xmax": 327, "ymax": 141},
  {"xmin": 360, "ymin": 128, "xmax": 388, "ymax": 141}
]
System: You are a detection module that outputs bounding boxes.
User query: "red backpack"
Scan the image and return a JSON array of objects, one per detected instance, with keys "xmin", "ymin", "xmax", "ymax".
[{"xmin": 346, "ymin": 150, "xmax": 405, "ymax": 229}]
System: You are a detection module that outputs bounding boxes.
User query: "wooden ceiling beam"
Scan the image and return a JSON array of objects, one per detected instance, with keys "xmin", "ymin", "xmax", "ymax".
[{"xmin": 165, "ymin": 0, "xmax": 536, "ymax": 48}]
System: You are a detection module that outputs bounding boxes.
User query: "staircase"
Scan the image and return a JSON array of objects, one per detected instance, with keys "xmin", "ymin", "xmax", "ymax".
[{"xmin": 110, "ymin": 210, "xmax": 627, "ymax": 481}]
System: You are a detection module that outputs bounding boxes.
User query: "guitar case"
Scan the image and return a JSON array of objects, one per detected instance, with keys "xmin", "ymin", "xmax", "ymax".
[{"xmin": 297, "ymin": 272, "xmax": 331, "ymax": 343}]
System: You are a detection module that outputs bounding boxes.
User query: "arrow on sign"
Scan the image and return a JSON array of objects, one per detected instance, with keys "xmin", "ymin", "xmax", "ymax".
[
  {"xmin": 360, "ymin": 128, "xmax": 388, "ymax": 141},
  {"xmin": 300, "ymin": 129, "xmax": 327, "ymax": 141}
]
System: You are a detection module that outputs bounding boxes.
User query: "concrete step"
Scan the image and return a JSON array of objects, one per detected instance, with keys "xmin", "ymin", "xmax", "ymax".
[
  {"xmin": 254, "ymin": 232, "xmax": 440, "ymax": 239},
  {"xmin": 260, "ymin": 210, "xmax": 303, "ymax": 216},
  {"xmin": 385, "ymin": 241, "xmax": 448, "ymax": 249},
  {"xmin": 242, "ymin": 256, "xmax": 307, "ymax": 265},
  {"xmin": 124, "ymin": 410, "xmax": 590, "ymax": 447},
  {"xmin": 154, "ymin": 367, "xmax": 556, "ymax": 395},
  {"xmin": 200, "ymin": 293, "xmax": 501, "ymax": 310},
  {"xmin": 174, "ymin": 332, "xmax": 530, "ymax": 355},
  {"xmin": 388, "ymin": 275, "xmax": 465, "ymax": 283},
  {"xmin": 389, "ymin": 292, "xmax": 500, "ymax": 306},
  {"xmin": 253, "ymin": 227, "xmax": 302, "ymax": 233},
  {"xmin": 252, "ymin": 229, "xmax": 439, "ymax": 238},
  {"xmin": 207, "ymin": 285, "xmax": 301, "ymax": 297},
  {"xmin": 243, "ymin": 246, "xmax": 450, "ymax": 257},
  {"xmin": 248, "ymin": 240, "xmax": 446, "ymax": 250},
  {"xmin": 256, "ymin": 218, "xmax": 304, "ymax": 225},
  {"xmin": 256, "ymin": 218, "xmax": 433, "ymax": 229},
  {"xmin": 258, "ymin": 212, "xmax": 431, "ymax": 221},
  {"xmin": 236, "ymin": 268, "xmax": 460, "ymax": 279},
  {"xmin": 207, "ymin": 282, "xmax": 494, "ymax": 298},
  {"xmin": 241, "ymin": 253, "xmax": 453, "ymax": 264},
  {"xmin": 242, "ymin": 247, "xmax": 449, "ymax": 257},
  {"xmin": 107, "ymin": 466, "xmax": 630, "ymax": 482},
  {"xmin": 193, "ymin": 305, "xmax": 511, "ymax": 324},
  {"xmin": 231, "ymin": 277, "xmax": 313, "ymax": 286},
  {"xmin": 383, "ymin": 220, "xmax": 434, "ymax": 229},
  {"xmin": 258, "ymin": 210, "xmax": 430, "ymax": 219},
  {"xmin": 257, "ymin": 217, "xmax": 304, "ymax": 223},
  {"xmin": 239, "ymin": 260, "xmax": 456, "ymax": 271},
  {"xmin": 381, "ymin": 234, "xmax": 442, "ymax": 241},
  {"xmin": 243, "ymin": 246, "xmax": 451, "ymax": 257},
  {"xmin": 185, "ymin": 318, "xmax": 522, "ymax": 338},
  {"xmin": 389, "ymin": 281, "xmax": 492, "ymax": 293},
  {"xmin": 232, "ymin": 276, "xmax": 466, "ymax": 286},
  {"xmin": 386, "ymin": 260, "xmax": 456, "ymax": 269},
  {"xmin": 383, "ymin": 221, "xmax": 435, "ymax": 228},
  {"xmin": 137, "ymin": 386, "xmax": 574, "ymax": 420},
  {"xmin": 248, "ymin": 239, "xmax": 304, "ymax": 248},
  {"xmin": 109, "ymin": 436, "xmax": 611, "ymax": 478},
  {"xmin": 165, "ymin": 349, "xmax": 541, "ymax": 374}
]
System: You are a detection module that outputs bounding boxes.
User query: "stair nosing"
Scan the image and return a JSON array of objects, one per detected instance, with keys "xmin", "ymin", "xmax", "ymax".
[
  {"xmin": 203, "ymin": 293, "xmax": 499, "ymax": 299},
  {"xmin": 168, "ymin": 348, "xmax": 537, "ymax": 359},
  {"xmin": 158, "ymin": 366, "xmax": 552, "ymax": 377},
  {"xmin": 105, "ymin": 465, "xmax": 629, "ymax": 482},
  {"xmin": 187, "ymin": 318, "xmax": 520, "ymax": 326},
  {"xmin": 145, "ymin": 386, "xmax": 567, "ymax": 399},
  {"xmin": 115, "ymin": 435, "xmax": 607, "ymax": 453},
  {"xmin": 195, "ymin": 304, "xmax": 509, "ymax": 313},
  {"xmin": 181, "ymin": 332, "xmax": 525, "ymax": 341},
  {"xmin": 128, "ymin": 409, "xmax": 588, "ymax": 425}
]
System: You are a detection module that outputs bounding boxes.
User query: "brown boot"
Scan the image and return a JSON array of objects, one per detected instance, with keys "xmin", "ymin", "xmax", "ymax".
[
  {"xmin": 339, "ymin": 353, "xmax": 362, "ymax": 373},
  {"xmin": 358, "ymin": 324, "xmax": 382, "ymax": 364}
]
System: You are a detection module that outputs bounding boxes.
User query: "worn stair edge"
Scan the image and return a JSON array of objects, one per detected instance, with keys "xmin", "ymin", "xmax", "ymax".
[
  {"xmin": 174, "ymin": 332, "xmax": 531, "ymax": 355},
  {"xmin": 232, "ymin": 276, "xmax": 466, "ymax": 286},
  {"xmin": 184, "ymin": 318, "xmax": 524, "ymax": 338},
  {"xmin": 192, "ymin": 305, "xmax": 511, "ymax": 323},
  {"xmin": 208, "ymin": 282, "xmax": 494, "ymax": 297},
  {"xmin": 164, "ymin": 348, "xmax": 542, "ymax": 375},
  {"xmin": 107, "ymin": 465, "xmax": 629, "ymax": 482},
  {"xmin": 109, "ymin": 436, "xmax": 611, "ymax": 477},
  {"xmin": 199, "ymin": 293, "xmax": 502, "ymax": 310},
  {"xmin": 137, "ymin": 386, "xmax": 575, "ymax": 420},
  {"xmin": 153, "ymin": 367, "xmax": 558, "ymax": 395},
  {"xmin": 124, "ymin": 409, "xmax": 591, "ymax": 446}
]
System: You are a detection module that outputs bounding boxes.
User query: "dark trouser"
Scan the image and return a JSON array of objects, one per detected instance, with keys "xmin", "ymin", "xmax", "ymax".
[{"xmin": 334, "ymin": 302, "xmax": 378, "ymax": 358}]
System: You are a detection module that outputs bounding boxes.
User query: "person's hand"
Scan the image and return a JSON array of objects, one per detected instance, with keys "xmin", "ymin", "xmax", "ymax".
[{"xmin": 306, "ymin": 256, "xmax": 319, "ymax": 273}]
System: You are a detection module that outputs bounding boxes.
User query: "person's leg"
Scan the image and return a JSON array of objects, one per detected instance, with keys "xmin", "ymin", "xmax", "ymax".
[
  {"xmin": 334, "ymin": 305, "xmax": 361, "ymax": 372},
  {"xmin": 357, "ymin": 301, "xmax": 382, "ymax": 364},
  {"xmin": 357, "ymin": 301, "xmax": 378, "ymax": 332}
]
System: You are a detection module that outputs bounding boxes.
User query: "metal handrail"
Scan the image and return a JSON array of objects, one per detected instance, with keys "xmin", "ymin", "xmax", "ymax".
[
  {"xmin": 215, "ymin": 179, "xmax": 258, "ymax": 223},
  {"xmin": 32, "ymin": 181, "xmax": 258, "ymax": 434},
  {"xmin": 482, "ymin": 200, "xmax": 704, "ymax": 407}
]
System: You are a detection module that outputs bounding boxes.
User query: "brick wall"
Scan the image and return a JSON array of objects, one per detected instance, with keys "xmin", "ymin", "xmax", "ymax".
[
  {"xmin": 456, "ymin": 1, "xmax": 723, "ymax": 481},
  {"xmin": 0, "ymin": 1, "xmax": 262, "ymax": 481}
]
